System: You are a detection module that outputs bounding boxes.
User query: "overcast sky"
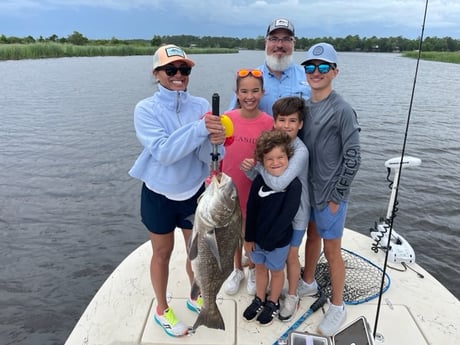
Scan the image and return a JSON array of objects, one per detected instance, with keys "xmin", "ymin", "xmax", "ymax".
[{"xmin": 1, "ymin": 0, "xmax": 459, "ymax": 40}]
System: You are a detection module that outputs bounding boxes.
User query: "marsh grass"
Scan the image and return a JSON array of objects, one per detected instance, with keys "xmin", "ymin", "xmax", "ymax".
[
  {"xmin": 0, "ymin": 43, "xmax": 237, "ymax": 60},
  {"xmin": 4, "ymin": 43, "xmax": 457, "ymax": 63},
  {"xmin": 402, "ymin": 51, "xmax": 460, "ymax": 64}
]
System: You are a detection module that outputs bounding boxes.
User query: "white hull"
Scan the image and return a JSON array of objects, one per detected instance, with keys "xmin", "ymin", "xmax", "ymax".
[{"xmin": 65, "ymin": 229, "xmax": 459, "ymax": 345}]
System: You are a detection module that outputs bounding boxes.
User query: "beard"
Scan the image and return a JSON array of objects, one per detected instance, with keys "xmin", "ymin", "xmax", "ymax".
[{"xmin": 265, "ymin": 53, "xmax": 293, "ymax": 72}]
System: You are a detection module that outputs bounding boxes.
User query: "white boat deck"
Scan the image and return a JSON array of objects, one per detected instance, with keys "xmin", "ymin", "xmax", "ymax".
[{"xmin": 65, "ymin": 229, "xmax": 460, "ymax": 345}]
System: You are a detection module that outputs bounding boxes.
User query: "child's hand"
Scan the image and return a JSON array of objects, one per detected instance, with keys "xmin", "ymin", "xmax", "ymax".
[
  {"xmin": 243, "ymin": 241, "xmax": 255, "ymax": 254},
  {"xmin": 240, "ymin": 158, "xmax": 255, "ymax": 172}
]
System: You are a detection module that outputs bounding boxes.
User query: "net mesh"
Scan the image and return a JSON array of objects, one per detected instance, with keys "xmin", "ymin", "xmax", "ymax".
[{"xmin": 314, "ymin": 248, "xmax": 391, "ymax": 305}]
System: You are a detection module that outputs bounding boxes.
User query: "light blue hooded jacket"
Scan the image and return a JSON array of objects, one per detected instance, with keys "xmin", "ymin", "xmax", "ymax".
[{"xmin": 129, "ymin": 84, "xmax": 224, "ymax": 199}]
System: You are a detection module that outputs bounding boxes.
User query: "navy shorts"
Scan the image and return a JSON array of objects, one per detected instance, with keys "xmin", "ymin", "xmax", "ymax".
[{"xmin": 140, "ymin": 183, "xmax": 205, "ymax": 234}]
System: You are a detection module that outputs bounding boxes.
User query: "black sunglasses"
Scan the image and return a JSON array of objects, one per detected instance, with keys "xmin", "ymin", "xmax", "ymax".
[{"xmin": 157, "ymin": 65, "xmax": 192, "ymax": 76}]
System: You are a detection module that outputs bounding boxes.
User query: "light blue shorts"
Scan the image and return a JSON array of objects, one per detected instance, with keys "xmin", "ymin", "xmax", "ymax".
[
  {"xmin": 290, "ymin": 229, "xmax": 306, "ymax": 247},
  {"xmin": 311, "ymin": 201, "xmax": 348, "ymax": 240},
  {"xmin": 249, "ymin": 243, "xmax": 289, "ymax": 271}
]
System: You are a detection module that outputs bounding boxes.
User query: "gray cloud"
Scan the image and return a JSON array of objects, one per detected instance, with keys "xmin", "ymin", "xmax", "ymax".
[{"xmin": 1, "ymin": 0, "xmax": 459, "ymax": 38}]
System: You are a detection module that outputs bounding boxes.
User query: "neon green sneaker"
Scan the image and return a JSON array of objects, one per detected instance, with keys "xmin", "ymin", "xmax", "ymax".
[
  {"xmin": 154, "ymin": 307, "xmax": 189, "ymax": 337},
  {"xmin": 186, "ymin": 295, "xmax": 203, "ymax": 314}
]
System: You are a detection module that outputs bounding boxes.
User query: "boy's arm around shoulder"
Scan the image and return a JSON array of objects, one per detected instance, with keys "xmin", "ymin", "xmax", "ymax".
[{"xmin": 255, "ymin": 138, "xmax": 308, "ymax": 191}]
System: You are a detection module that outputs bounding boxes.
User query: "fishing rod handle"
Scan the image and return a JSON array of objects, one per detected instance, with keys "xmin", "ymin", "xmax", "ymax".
[
  {"xmin": 212, "ymin": 93, "xmax": 220, "ymax": 115},
  {"xmin": 273, "ymin": 293, "xmax": 327, "ymax": 345},
  {"xmin": 310, "ymin": 293, "xmax": 327, "ymax": 311},
  {"xmin": 210, "ymin": 93, "xmax": 220, "ymax": 171}
]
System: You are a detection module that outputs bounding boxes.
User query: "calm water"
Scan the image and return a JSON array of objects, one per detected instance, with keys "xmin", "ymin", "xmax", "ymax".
[{"xmin": 0, "ymin": 51, "xmax": 459, "ymax": 345}]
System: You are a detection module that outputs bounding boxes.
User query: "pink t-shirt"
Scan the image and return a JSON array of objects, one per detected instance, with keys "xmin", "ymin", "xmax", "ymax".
[{"xmin": 220, "ymin": 109, "xmax": 273, "ymax": 217}]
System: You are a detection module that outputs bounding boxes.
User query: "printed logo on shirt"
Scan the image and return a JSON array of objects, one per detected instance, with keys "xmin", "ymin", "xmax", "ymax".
[{"xmin": 258, "ymin": 186, "xmax": 284, "ymax": 198}]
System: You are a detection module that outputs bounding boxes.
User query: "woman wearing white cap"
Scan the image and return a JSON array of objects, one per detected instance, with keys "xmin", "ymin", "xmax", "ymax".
[{"xmin": 129, "ymin": 44, "xmax": 225, "ymax": 337}]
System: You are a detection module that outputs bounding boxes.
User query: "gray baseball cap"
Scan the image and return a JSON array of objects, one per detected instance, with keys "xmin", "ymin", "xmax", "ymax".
[{"xmin": 266, "ymin": 18, "xmax": 295, "ymax": 36}]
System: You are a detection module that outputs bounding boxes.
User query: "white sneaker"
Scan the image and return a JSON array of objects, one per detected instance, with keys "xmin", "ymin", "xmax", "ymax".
[
  {"xmin": 224, "ymin": 269, "xmax": 244, "ymax": 295},
  {"xmin": 297, "ymin": 279, "xmax": 319, "ymax": 297},
  {"xmin": 154, "ymin": 307, "xmax": 189, "ymax": 337},
  {"xmin": 318, "ymin": 304, "xmax": 347, "ymax": 336},
  {"xmin": 279, "ymin": 294, "xmax": 299, "ymax": 322},
  {"xmin": 246, "ymin": 268, "xmax": 256, "ymax": 295}
]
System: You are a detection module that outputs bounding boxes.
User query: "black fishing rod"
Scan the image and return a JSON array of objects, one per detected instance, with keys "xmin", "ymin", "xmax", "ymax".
[
  {"xmin": 373, "ymin": 0, "xmax": 430, "ymax": 339},
  {"xmin": 210, "ymin": 93, "xmax": 220, "ymax": 175}
]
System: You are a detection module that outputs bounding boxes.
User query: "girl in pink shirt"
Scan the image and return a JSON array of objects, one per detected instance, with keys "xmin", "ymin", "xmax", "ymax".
[{"xmin": 220, "ymin": 69, "xmax": 273, "ymax": 296}]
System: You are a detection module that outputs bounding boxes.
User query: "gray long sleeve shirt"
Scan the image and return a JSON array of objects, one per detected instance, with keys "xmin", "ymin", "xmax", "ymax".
[{"xmin": 302, "ymin": 90, "xmax": 361, "ymax": 209}]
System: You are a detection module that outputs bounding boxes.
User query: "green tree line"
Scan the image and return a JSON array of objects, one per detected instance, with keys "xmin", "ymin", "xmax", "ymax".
[{"xmin": 2, "ymin": 31, "xmax": 460, "ymax": 52}]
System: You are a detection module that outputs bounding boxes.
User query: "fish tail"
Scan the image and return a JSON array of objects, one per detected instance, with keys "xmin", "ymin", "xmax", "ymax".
[{"xmin": 192, "ymin": 305, "xmax": 225, "ymax": 331}]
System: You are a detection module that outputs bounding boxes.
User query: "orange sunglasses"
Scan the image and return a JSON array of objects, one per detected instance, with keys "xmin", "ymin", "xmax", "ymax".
[{"xmin": 237, "ymin": 69, "xmax": 263, "ymax": 78}]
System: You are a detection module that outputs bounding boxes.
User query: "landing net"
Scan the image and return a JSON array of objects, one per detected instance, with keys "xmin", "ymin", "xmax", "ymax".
[{"xmin": 314, "ymin": 248, "xmax": 391, "ymax": 305}]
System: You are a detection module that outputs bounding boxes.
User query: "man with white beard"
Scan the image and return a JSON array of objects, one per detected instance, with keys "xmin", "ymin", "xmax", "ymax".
[
  {"xmin": 227, "ymin": 18, "xmax": 310, "ymax": 116},
  {"xmin": 223, "ymin": 18, "xmax": 311, "ymax": 297}
]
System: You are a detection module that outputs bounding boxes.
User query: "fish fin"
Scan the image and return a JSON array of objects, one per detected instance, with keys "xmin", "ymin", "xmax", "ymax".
[
  {"xmin": 192, "ymin": 305, "xmax": 225, "ymax": 331},
  {"xmin": 197, "ymin": 193, "xmax": 205, "ymax": 204},
  {"xmin": 189, "ymin": 229, "xmax": 199, "ymax": 261},
  {"xmin": 190, "ymin": 279, "xmax": 201, "ymax": 300},
  {"xmin": 204, "ymin": 228, "xmax": 222, "ymax": 271},
  {"xmin": 185, "ymin": 213, "xmax": 197, "ymax": 260},
  {"xmin": 185, "ymin": 213, "xmax": 195, "ymax": 226}
]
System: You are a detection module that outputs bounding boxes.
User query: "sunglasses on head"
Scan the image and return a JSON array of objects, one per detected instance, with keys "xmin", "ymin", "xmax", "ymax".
[
  {"xmin": 157, "ymin": 64, "xmax": 192, "ymax": 76},
  {"xmin": 237, "ymin": 69, "xmax": 263, "ymax": 78},
  {"xmin": 304, "ymin": 63, "xmax": 334, "ymax": 74}
]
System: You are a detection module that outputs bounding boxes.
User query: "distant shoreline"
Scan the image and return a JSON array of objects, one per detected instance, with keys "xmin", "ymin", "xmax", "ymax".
[
  {"xmin": 401, "ymin": 51, "xmax": 460, "ymax": 64},
  {"xmin": 0, "ymin": 44, "xmax": 238, "ymax": 61},
  {"xmin": 0, "ymin": 43, "xmax": 459, "ymax": 64}
]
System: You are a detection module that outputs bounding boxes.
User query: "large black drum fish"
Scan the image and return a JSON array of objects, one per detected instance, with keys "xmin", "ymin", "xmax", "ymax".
[{"xmin": 189, "ymin": 172, "xmax": 242, "ymax": 331}]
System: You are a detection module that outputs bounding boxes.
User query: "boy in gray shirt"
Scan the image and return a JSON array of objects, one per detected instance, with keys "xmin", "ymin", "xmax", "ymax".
[{"xmin": 298, "ymin": 42, "xmax": 361, "ymax": 336}]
